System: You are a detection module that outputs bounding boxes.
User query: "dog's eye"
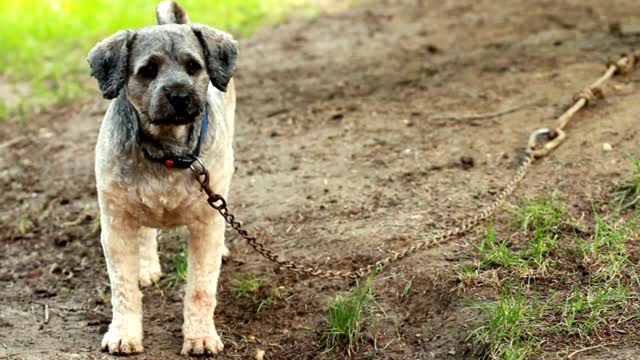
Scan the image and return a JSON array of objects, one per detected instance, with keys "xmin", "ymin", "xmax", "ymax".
[
  {"xmin": 186, "ymin": 60, "xmax": 202, "ymax": 75},
  {"xmin": 138, "ymin": 64, "xmax": 158, "ymax": 79}
]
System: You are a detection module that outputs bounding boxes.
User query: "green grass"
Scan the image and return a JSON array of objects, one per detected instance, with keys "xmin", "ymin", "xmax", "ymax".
[
  {"xmin": 511, "ymin": 194, "xmax": 567, "ymax": 234},
  {"xmin": 477, "ymin": 224, "xmax": 520, "ymax": 269},
  {"xmin": 523, "ymin": 229, "xmax": 557, "ymax": 269},
  {"xmin": 579, "ymin": 211, "xmax": 637, "ymax": 283},
  {"xmin": 474, "ymin": 221, "xmax": 558, "ymax": 274},
  {"xmin": 468, "ymin": 285, "xmax": 542, "ymax": 360},
  {"xmin": 17, "ymin": 213, "xmax": 32, "ymax": 235},
  {"xmin": 612, "ymin": 156, "xmax": 640, "ymax": 211},
  {"xmin": 96, "ymin": 288, "xmax": 111, "ymax": 305},
  {"xmin": 554, "ymin": 282, "xmax": 631, "ymax": 337},
  {"xmin": 474, "ymin": 195, "xmax": 567, "ymax": 272},
  {"xmin": 257, "ymin": 286, "xmax": 285, "ymax": 313},
  {"xmin": 233, "ymin": 274, "xmax": 264, "ymax": 298},
  {"xmin": 470, "ymin": 280, "xmax": 638, "ymax": 359},
  {"xmin": 466, "ymin": 196, "xmax": 569, "ymax": 278},
  {"xmin": 167, "ymin": 240, "xmax": 188, "ymax": 285},
  {"xmin": 466, "ymin": 195, "xmax": 640, "ymax": 358},
  {"xmin": 320, "ymin": 273, "xmax": 379, "ymax": 355},
  {"xmin": 232, "ymin": 275, "xmax": 289, "ymax": 312},
  {"xmin": 0, "ymin": 0, "xmax": 319, "ymax": 117}
]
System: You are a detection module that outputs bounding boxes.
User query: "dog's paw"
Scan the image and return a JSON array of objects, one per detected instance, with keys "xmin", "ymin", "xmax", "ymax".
[
  {"xmin": 101, "ymin": 328, "xmax": 144, "ymax": 354},
  {"xmin": 139, "ymin": 261, "xmax": 162, "ymax": 287},
  {"xmin": 181, "ymin": 333, "xmax": 224, "ymax": 356}
]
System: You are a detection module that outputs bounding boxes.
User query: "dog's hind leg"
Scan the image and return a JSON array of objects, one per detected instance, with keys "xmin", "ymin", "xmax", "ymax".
[
  {"xmin": 181, "ymin": 218, "xmax": 226, "ymax": 356},
  {"xmin": 139, "ymin": 227, "xmax": 162, "ymax": 287},
  {"xmin": 100, "ymin": 214, "xmax": 144, "ymax": 354}
]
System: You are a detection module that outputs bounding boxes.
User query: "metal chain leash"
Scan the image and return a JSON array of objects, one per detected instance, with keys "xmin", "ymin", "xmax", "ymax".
[{"xmin": 190, "ymin": 53, "xmax": 637, "ymax": 280}]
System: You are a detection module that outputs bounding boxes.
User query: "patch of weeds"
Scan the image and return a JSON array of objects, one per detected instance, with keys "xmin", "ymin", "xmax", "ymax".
[
  {"xmin": 473, "ymin": 197, "xmax": 567, "ymax": 274},
  {"xmin": 578, "ymin": 211, "xmax": 636, "ymax": 282},
  {"xmin": 477, "ymin": 224, "xmax": 520, "ymax": 268},
  {"xmin": 553, "ymin": 281, "xmax": 631, "ymax": 337},
  {"xmin": 257, "ymin": 296, "xmax": 274, "ymax": 313},
  {"xmin": 95, "ymin": 288, "xmax": 111, "ymax": 305},
  {"xmin": 468, "ymin": 276, "xmax": 638, "ymax": 358},
  {"xmin": 257, "ymin": 286, "xmax": 285, "ymax": 313},
  {"xmin": 511, "ymin": 194, "xmax": 567, "ymax": 234},
  {"xmin": 475, "ymin": 223, "xmax": 555, "ymax": 275},
  {"xmin": 612, "ymin": 156, "xmax": 640, "ymax": 212},
  {"xmin": 467, "ymin": 197, "xmax": 640, "ymax": 357},
  {"xmin": 233, "ymin": 275, "xmax": 264, "ymax": 298},
  {"xmin": 167, "ymin": 241, "xmax": 188, "ymax": 286},
  {"xmin": 233, "ymin": 275, "xmax": 289, "ymax": 313},
  {"xmin": 18, "ymin": 213, "xmax": 32, "ymax": 235},
  {"xmin": 320, "ymin": 272, "xmax": 379, "ymax": 356},
  {"xmin": 549, "ymin": 209, "xmax": 640, "ymax": 340},
  {"xmin": 457, "ymin": 264, "xmax": 482, "ymax": 285},
  {"xmin": 522, "ymin": 228, "xmax": 557, "ymax": 269},
  {"xmin": 468, "ymin": 284, "xmax": 543, "ymax": 360}
]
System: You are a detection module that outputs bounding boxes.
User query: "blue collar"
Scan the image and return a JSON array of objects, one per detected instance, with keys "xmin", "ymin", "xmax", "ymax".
[
  {"xmin": 144, "ymin": 107, "xmax": 208, "ymax": 169},
  {"xmin": 194, "ymin": 106, "xmax": 209, "ymax": 156}
]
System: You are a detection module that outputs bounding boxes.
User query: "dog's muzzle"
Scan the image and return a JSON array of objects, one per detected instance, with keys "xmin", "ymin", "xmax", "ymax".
[{"xmin": 152, "ymin": 112, "xmax": 200, "ymax": 125}]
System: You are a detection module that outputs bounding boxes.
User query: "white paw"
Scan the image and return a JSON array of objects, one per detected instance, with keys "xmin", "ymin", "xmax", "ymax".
[
  {"xmin": 101, "ymin": 327, "xmax": 143, "ymax": 354},
  {"xmin": 139, "ymin": 261, "xmax": 162, "ymax": 287},
  {"xmin": 181, "ymin": 333, "xmax": 224, "ymax": 356}
]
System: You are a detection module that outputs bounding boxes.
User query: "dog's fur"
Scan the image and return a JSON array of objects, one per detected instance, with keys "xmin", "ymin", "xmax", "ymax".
[{"xmin": 88, "ymin": 1, "xmax": 237, "ymax": 356}]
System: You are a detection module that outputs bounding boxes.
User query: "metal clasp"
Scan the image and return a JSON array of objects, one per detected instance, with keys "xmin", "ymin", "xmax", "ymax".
[
  {"xmin": 189, "ymin": 156, "xmax": 209, "ymax": 188},
  {"xmin": 528, "ymin": 128, "xmax": 566, "ymax": 158}
]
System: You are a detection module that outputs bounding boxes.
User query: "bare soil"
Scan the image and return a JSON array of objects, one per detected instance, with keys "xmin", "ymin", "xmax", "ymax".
[{"xmin": 2, "ymin": 0, "xmax": 640, "ymax": 359}]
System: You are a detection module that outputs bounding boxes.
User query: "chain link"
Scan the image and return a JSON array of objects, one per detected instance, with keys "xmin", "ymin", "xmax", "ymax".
[{"xmin": 191, "ymin": 53, "xmax": 637, "ymax": 280}]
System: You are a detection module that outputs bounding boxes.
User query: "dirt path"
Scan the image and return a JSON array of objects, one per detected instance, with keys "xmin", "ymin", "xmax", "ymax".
[{"xmin": 2, "ymin": 0, "xmax": 640, "ymax": 359}]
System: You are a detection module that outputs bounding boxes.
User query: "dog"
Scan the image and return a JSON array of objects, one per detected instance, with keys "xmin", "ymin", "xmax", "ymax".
[{"xmin": 88, "ymin": 1, "xmax": 237, "ymax": 356}]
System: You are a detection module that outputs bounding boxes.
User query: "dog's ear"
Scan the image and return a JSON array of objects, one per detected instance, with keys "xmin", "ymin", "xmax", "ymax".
[
  {"xmin": 191, "ymin": 24, "xmax": 238, "ymax": 92},
  {"xmin": 88, "ymin": 30, "xmax": 136, "ymax": 99},
  {"xmin": 156, "ymin": 1, "xmax": 190, "ymax": 25}
]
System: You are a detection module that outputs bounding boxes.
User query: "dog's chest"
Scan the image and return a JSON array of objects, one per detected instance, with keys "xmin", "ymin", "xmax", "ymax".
[{"xmin": 125, "ymin": 170, "xmax": 201, "ymax": 228}]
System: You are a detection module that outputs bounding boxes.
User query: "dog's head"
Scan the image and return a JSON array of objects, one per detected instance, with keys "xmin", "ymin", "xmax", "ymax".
[{"xmin": 88, "ymin": 23, "xmax": 238, "ymax": 125}]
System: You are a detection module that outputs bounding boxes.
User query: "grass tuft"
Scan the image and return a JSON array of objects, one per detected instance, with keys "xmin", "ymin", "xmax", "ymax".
[
  {"xmin": 468, "ymin": 284, "xmax": 542, "ymax": 360},
  {"xmin": 320, "ymin": 272, "xmax": 378, "ymax": 355},
  {"xmin": 477, "ymin": 224, "xmax": 521, "ymax": 269},
  {"xmin": 554, "ymin": 282, "xmax": 631, "ymax": 337},
  {"xmin": 468, "ymin": 194, "xmax": 640, "ymax": 359},
  {"xmin": 257, "ymin": 286, "xmax": 285, "ymax": 313},
  {"xmin": 474, "ymin": 222, "xmax": 558, "ymax": 275},
  {"xmin": 511, "ymin": 194, "xmax": 567, "ymax": 234},
  {"xmin": 612, "ymin": 156, "xmax": 640, "ymax": 211},
  {"xmin": 233, "ymin": 275, "xmax": 265, "ymax": 298},
  {"xmin": 17, "ymin": 213, "xmax": 32, "ymax": 235},
  {"xmin": 578, "ymin": 211, "xmax": 636, "ymax": 283},
  {"xmin": 167, "ymin": 241, "xmax": 188, "ymax": 285}
]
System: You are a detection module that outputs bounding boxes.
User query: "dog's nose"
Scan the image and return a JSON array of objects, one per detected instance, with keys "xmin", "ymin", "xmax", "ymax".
[{"xmin": 167, "ymin": 91, "xmax": 191, "ymax": 111}]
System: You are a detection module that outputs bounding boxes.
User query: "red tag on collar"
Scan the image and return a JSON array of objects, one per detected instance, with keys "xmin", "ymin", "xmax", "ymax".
[{"xmin": 164, "ymin": 159, "xmax": 175, "ymax": 167}]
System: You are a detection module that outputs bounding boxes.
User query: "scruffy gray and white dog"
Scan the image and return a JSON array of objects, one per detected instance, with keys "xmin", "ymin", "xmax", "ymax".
[{"xmin": 88, "ymin": 1, "xmax": 237, "ymax": 356}]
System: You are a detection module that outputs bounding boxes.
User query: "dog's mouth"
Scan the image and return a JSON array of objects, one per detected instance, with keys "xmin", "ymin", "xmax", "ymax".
[{"xmin": 150, "ymin": 111, "xmax": 201, "ymax": 125}]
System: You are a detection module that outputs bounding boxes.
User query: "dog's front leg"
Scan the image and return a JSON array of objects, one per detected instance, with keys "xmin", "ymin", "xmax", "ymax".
[
  {"xmin": 100, "ymin": 214, "xmax": 144, "ymax": 354},
  {"xmin": 181, "ymin": 217, "xmax": 225, "ymax": 356},
  {"xmin": 139, "ymin": 226, "xmax": 162, "ymax": 287}
]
